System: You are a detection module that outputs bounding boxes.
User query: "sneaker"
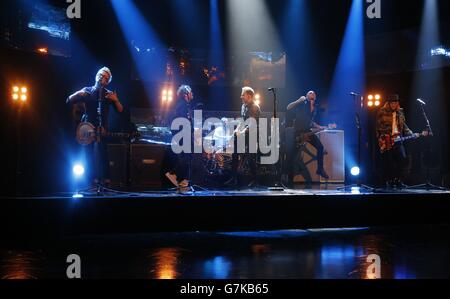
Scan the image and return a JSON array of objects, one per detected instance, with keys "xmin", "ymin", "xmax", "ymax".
[
  {"xmin": 179, "ymin": 179, "xmax": 190, "ymax": 188},
  {"xmin": 165, "ymin": 172, "xmax": 178, "ymax": 187}
]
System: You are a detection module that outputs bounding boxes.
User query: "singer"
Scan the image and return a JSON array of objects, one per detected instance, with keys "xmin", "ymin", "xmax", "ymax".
[
  {"xmin": 286, "ymin": 91, "xmax": 330, "ymax": 181},
  {"xmin": 66, "ymin": 67, "xmax": 124, "ymax": 184}
]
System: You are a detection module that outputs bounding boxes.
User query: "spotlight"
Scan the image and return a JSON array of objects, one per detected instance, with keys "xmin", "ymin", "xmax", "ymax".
[
  {"xmin": 12, "ymin": 85, "xmax": 28, "ymax": 103},
  {"xmin": 161, "ymin": 86, "xmax": 174, "ymax": 104},
  {"xmin": 161, "ymin": 90, "xmax": 167, "ymax": 102},
  {"xmin": 368, "ymin": 95, "xmax": 374, "ymax": 100},
  {"xmin": 367, "ymin": 101, "xmax": 374, "ymax": 107},
  {"xmin": 351, "ymin": 166, "xmax": 360, "ymax": 176},
  {"xmin": 72, "ymin": 164, "xmax": 85, "ymax": 178},
  {"xmin": 374, "ymin": 100, "xmax": 381, "ymax": 107},
  {"xmin": 37, "ymin": 47, "xmax": 48, "ymax": 54},
  {"xmin": 375, "ymin": 94, "xmax": 381, "ymax": 100}
]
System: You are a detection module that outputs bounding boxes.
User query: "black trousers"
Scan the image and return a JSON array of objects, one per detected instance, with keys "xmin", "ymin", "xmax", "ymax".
[
  {"xmin": 166, "ymin": 151, "xmax": 190, "ymax": 182},
  {"xmin": 305, "ymin": 134, "xmax": 325, "ymax": 171},
  {"xmin": 85, "ymin": 140, "xmax": 110, "ymax": 182},
  {"xmin": 380, "ymin": 144, "xmax": 407, "ymax": 183},
  {"xmin": 230, "ymin": 132, "xmax": 258, "ymax": 179}
]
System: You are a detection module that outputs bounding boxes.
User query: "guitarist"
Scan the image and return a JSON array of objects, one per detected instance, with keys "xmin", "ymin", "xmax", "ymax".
[
  {"xmin": 66, "ymin": 67, "xmax": 124, "ymax": 185},
  {"xmin": 287, "ymin": 91, "xmax": 330, "ymax": 180},
  {"xmin": 376, "ymin": 94, "xmax": 427, "ymax": 188}
]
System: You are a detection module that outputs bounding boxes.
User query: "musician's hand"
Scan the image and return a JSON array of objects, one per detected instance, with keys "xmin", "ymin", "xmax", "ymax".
[
  {"xmin": 106, "ymin": 91, "xmax": 119, "ymax": 103},
  {"xmin": 422, "ymin": 130, "xmax": 430, "ymax": 137},
  {"xmin": 235, "ymin": 129, "xmax": 246, "ymax": 137}
]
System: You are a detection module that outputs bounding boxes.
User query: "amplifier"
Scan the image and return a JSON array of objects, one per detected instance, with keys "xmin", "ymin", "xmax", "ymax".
[
  {"xmin": 130, "ymin": 144, "xmax": 167, "ymax": 190},
  {"xmin": 294, "ymin": 130, "xmax": 345, "ymax": 184},
  {"xmin": 108, "ymin": 144, "xmax": 128, "ymax": 189}
]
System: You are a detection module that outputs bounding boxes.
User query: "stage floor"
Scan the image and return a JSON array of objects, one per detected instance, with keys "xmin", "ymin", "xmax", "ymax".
[
  {"xmin": 13, "ymin": 185, "xmax": 450, "ymax": 199},
  {"xmin": 1, "ymin": 185, "xmax": 449, "ymax": 238}
]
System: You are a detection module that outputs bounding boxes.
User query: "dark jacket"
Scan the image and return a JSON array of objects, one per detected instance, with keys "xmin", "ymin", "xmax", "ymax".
[{"xmin": 376, "ymin": 104, "xmax": 413, "ymax": 138}]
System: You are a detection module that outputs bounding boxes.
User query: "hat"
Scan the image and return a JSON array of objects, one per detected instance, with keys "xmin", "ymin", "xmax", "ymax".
[{"xmin": 387, "ymin": 94, "xmax": 400, "ymax": 102}]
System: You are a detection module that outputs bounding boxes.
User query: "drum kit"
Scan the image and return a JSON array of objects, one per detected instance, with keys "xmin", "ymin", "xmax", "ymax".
[
  {"xmin": 132, "ymin": 118, "xmax": 247, "ymax": 182},
  {"xmin": 201, "ymin": 120, "xmax": 239, "ymax": 176}
]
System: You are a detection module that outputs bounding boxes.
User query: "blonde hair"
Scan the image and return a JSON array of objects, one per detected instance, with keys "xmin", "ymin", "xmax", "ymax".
[
  {"xmin": 96, "ymin": 67, "xmax": 112, "ymax": 84},
  {"xmin": 241, "ymin": 86, "xmax": 255, "ymax": 97},
  {"xmin": 177, "ymin": 85, "xmax": 192, "ymax": 98}
]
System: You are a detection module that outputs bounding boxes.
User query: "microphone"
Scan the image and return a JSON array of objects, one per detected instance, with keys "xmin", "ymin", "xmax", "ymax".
[
  {"xmin": 350, "ymin": 92, "xmax": 359, "ymax": 96},
  {"xmin": 417, "ymin": 98, "xmax": 426, "ymax": 106},
  {"xmin": 268, "ymin": 87, "xmax": 275, "ymax": 92}
]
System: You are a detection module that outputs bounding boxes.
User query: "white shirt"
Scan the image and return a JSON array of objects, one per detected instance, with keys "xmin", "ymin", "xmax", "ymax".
[{"xmin": 392, "ymin": 112, "xmax": 399, "ymax": 135}]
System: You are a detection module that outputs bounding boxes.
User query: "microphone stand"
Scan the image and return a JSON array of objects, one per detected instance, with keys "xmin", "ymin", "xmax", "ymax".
[
  {"xmin": 268, "ymin": 88, "xmax": 284, "ymax": 191},
  {"xmin": 407, "ymin": 102, "xmax": 445, "ymax": 190},
  {"xmin": 338, "ymin": 93, "xmax": 373, "ymax": 192},
  {"xmin": 94, "ymin": 86, "xmax": 105, "ymax": 195}
]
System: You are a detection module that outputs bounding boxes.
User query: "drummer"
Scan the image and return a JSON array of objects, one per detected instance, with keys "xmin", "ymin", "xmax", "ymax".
[{"xmin": 211, "ymin": 117, "xmax": 235, "ymax": 152}]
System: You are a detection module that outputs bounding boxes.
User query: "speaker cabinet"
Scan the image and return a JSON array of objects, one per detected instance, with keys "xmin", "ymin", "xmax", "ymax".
[
  {"xmin": 108, "ymin": 144, "xmax": 127, "ymax": 189},
  {"xmin": 294, "ymin": 130, "xmax": 345, "ymax": 183},
  {"xmin": 130, "ymin": 144, "xmax": 166, "ymax": 190}
]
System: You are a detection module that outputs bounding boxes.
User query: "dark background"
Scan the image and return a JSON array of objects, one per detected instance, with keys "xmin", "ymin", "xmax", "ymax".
[{"xmin": 1, "ymin": 0, "xmax": 449, "ymax": 195}]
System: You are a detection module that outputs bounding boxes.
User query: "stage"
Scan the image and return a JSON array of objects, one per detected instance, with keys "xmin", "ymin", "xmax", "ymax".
[{"xmin": 1, "ymin": 187, "xmax": 449, "ymax": 239}]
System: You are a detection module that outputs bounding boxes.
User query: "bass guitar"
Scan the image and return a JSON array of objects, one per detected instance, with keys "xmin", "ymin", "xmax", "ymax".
[
  {"xmin": 296, "ymin": 123, "xmax": 337, "ymax": 143},
  {"xmin": 76, "ymin": 122, "xmax": 139, "ymax": 146},
  {"xmin": 378, "ymin": 132, "xmax": 428, "ymax": 153}
]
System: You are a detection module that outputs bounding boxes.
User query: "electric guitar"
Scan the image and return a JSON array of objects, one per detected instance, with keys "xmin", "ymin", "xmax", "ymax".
[
  {"xmin": 296, "ymin": 123, "xmax": 337, "ymax": 143},
  {"xmin": 378, "ymin": 132, "xmax": 428, "ymax": 153},
  {"xmin": 76, "ymin": 122, "xmax": 139, "ymax": 146}
]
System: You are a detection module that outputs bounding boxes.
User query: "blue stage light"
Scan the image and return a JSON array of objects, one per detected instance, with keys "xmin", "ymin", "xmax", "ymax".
[
  {"xmin": 328, "ymin": 0, "xmax": 366, "ymax": 177},
  {"xmin": 351, "ymin": 167, "xmax": 360, "ymax": 176},
  {"xmin": 72, "ymin": 164, "xmax": 85, "ymax": 178},
  {"xmin": 72, "ymin": 193, "xmax": 84, "ymax": 199}
]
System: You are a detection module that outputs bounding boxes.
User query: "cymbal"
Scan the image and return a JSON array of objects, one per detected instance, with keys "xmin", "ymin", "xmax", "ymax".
[
  {"xmin": 208, "ymin": 119, "xmax": 241, "ymax": 126},
  {"xmin": 224, "ymin": 120, "xmax": 241, "ymax": 125},
  {"xmin": 204, "ymin": 135, "xmax": 221, "ymax": 141}
]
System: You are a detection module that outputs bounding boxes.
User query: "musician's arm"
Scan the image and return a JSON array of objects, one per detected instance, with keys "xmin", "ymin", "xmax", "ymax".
[
  {"xmin": 66, "ymin": 89, "xmax": 88, "ymax": 104},
  {"xmin": 287, "ymin": 96, "xmax": 306, "ymax": 111},
  {"xmin": 114, "ymin": 99, "xmax": 124, "ymax": 113},
  {"xmin": 106, "ymin": 91, "xmax": 124, "ymax": 113},
  {"xmin": 403, "ymin": 123, "xmax": 414, "ymax": 136},
  {"xmin": 400, "ymin": 112, "xmax": 414, "ymax": 136}
]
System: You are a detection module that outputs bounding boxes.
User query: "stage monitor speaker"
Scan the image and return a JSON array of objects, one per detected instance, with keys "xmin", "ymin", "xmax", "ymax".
[
  {"xmin": 130, "ymin": 144, "xmax": 166, "ymax": 190},
  {"xmin": 294, "ymin": 130, "xmax": 345, "ymax": 183},
  {"xmin": 108, "ymin": 144, "xmax": 127, "ymax": 189}
]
